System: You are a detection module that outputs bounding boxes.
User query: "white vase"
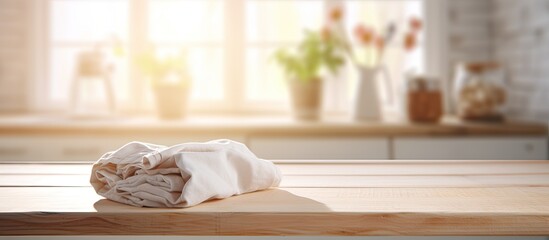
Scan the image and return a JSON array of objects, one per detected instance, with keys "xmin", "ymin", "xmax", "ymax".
[{"xmin": 353, "ymin": 65, "xmax": 391, "ymax": 121}]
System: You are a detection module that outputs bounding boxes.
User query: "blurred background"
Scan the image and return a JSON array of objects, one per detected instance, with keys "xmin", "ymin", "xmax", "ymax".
[{"xmin": 0, "ymin": 0, "xmax": 547, "ymax": 162}]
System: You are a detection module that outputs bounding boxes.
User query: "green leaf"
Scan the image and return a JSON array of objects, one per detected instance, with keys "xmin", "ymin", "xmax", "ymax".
[
  {"xmin": 135, "ymin": 48, "xmax": 190, "ymax": 86},
  {"xmin": 272, "ymin": 28, "xmax": 346, "ymax": 82}
]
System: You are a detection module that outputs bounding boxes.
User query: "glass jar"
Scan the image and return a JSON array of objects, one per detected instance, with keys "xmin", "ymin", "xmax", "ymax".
[
  {"xmin": 453, "ymin": 62, "xmax": 506, "ymax": 121},
  {"xmin": 406, "ymin": 75, "xmax": 443, "ymax": 123}
]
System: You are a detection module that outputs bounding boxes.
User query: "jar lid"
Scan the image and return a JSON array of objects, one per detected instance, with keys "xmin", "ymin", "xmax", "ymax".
[{"xmin": 407, "ymin": 76, "xmax": 440, "ymax": 91}]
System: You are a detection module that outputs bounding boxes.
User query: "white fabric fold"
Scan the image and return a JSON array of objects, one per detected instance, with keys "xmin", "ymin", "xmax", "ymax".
[{"xmin": 90, "ymin": 139, "xmax": 281, "ymax": 208}]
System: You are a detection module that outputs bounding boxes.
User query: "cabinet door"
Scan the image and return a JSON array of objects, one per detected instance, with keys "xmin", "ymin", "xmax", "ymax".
[
  {"xmin": 0, "ymin": 136, "xmax": 131, "ymax": 162},
  {"xmin": 0, "ymin": 135, "xmax": 246, "ymax": 162},
  {"xmin": 248, "ymin": 137, "xmax": 389, "ymax": 160},
  {"xmin": 394, "ymin": 137, "xmax": 548, "ymax": 160}
]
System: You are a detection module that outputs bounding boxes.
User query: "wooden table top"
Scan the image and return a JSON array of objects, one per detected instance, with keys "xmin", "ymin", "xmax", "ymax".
[{"xmin": 1, "ymin": 160, "xmax": 549, "ymax": 236}]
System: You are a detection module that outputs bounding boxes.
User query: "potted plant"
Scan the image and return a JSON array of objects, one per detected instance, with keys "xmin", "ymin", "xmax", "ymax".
[
  {"xmin": 274, "ymin": 30, "xmax": 345, "ymax": 121},
  {"xmin": 136, "ymin": 49, "xmax": 191, "ymax": 119}
]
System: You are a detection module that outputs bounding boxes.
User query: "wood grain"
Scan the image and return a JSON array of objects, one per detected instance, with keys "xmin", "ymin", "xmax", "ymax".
[
  {"xmin": 2, "ymin": 160, "xmax": 549, "ymax": 187},
  {"xmin": 0, "ymin": 115, "xmax": 545, "ymax": 136},
  {"xmin": 1, "ymin": 160, "xmax": 549, "ymax": 236}
]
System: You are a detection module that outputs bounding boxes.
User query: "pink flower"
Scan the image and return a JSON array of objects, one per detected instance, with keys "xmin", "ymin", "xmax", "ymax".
[
  {"xmin": 328, "ymin": 6, "xmax": 343, "ymax": 22},
  {"xmin": 354, "ymin": 24, "xmax": 375, "ymax": 45},
  {"xmin": 404, "ymin": 31, "xmax": 417, "ymax": 51},
  {"xmin": 375, "ymin": 36, "xmax": 385, "ymax": 51},
  {"xmin": 409, "ymin": 16, "xmax": 423, "ymax": 33}
]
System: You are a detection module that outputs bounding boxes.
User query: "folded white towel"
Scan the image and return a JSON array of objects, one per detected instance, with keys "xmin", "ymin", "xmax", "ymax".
[{"xmin": 90, "ymin": 139, "xmax": 282, "ymax": 207}]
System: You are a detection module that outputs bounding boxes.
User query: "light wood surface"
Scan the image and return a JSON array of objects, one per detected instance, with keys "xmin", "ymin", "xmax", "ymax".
[
  {"xmin": 1, "ymin": 160, "xmax": 549, "ymax": 236},
  {"xmin": 0, "ymin": 115, "xmax": 545, "ymax": 136}
]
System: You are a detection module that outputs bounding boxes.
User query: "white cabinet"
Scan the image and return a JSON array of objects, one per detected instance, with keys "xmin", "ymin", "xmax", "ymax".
[
  {"xmin": 1, "ymin": 134, "xmax": 547, "ymax": 162},
  {"xmin": 0, "ymin": 135, "xmax": 246, "ymax": 162},
  {"xmin": 249, "ymin": 137, "xmax": 389, "ymax": 160},
  {"xmin": 394, "ymin": 137, "xmax": 548, "ymax": 160},
  {"xmin": 0, "ymin": 136, "xmax": 133, "ymax": 162}
]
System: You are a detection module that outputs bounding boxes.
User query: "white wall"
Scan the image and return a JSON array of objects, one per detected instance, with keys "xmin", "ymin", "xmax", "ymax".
[
  {"xmin": 492, "ymin": 0, "xmax": 549, "ymax": 123},
  {"xmin": 0, "ymin": 0, "xmax": 29, "ymax": 111},
  {"xmin": 446, "ymin": 0, "xmax": 549, "ymax": 123}
]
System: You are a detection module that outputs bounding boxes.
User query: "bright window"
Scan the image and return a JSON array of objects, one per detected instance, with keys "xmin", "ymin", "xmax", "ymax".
[
  {"xmin": 245, "ymin": 1, "xmax": 324, "ymax": 108},
  {"xmin": 44, "ymin": 0, "xmax": 424, "ymax": 115},
  {"xmin": 148, "ymin": 0, "xmax": 224, "ymax": 102},
  {"xmin": 49, "ymin": 0, "xmax": 129, "ymax": 103}
]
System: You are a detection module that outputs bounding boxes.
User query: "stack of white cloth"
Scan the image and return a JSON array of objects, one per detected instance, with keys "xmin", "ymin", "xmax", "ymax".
[{"xmin": 90, "ymin": 139, "xmax": 282, "ymax": 208}]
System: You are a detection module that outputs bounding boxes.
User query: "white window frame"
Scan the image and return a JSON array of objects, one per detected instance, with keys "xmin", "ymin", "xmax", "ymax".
[
  {"xmin": 423, "ymin": 0, "xmax": 450, "ymax": 113},
  {"xmin": 28, "ymin": 0, "xmax": 448, "ymax": 116}
]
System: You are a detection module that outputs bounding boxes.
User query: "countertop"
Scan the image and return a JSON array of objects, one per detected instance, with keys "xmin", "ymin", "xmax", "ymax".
[
  {"xmin": 1, "ymin": 160, "xmax": 549, "ymax": 236},
  {"xmin": 0, "ymin": 114, "xmax": 546, "ymax": 136}
]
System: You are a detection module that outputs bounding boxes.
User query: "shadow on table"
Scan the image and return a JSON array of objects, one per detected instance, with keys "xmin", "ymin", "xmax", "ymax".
[{"xmin": 93, "ymin": 188, "xmax": 331, "ymax": 212}]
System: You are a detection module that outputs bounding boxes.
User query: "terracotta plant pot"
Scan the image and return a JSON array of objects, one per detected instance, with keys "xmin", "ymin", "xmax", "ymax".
[
  {"xmin": 289, "ymin": 79, "xmax": 322, "ymax": 121},
  {"xmin": 153, "ymin": 85, "xmax": 189, "ymax": 119}
]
